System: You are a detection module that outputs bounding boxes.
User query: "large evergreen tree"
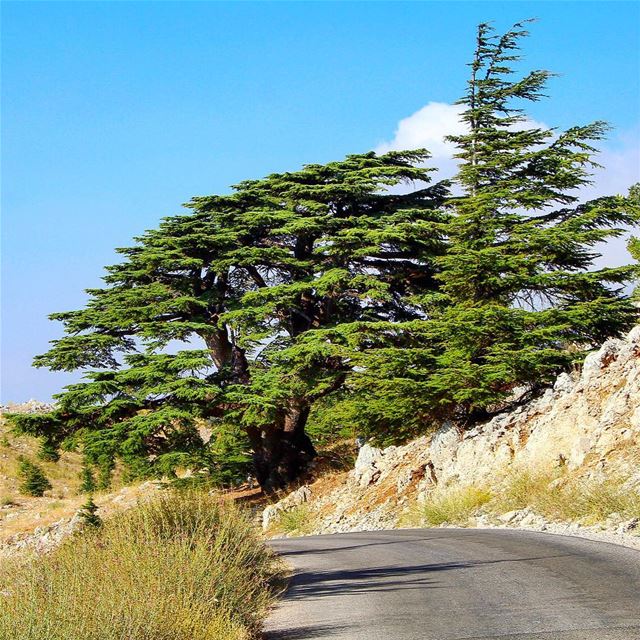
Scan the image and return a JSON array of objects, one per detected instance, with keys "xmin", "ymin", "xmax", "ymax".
[
  {"xmin": 9, "ymin": 152, "xmax": 447, "ymax": 490},
  {"xmin": 430, "ymin": 21, "xmax": 638, "ymax": 417}
]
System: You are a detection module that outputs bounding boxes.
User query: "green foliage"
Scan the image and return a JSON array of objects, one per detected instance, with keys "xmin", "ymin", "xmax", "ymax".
[
  {"xmin": 17, "ymin": 457, "xmax": 52, "ymax": 497},
  {"xmin": 7, "ymin": 21, "xmax": 638, "ymax": 488},
  {"xmin": 79, "ymin": 464, "xmax": 96, "ymax": 493},
  {"xmin": 38, "ymin": 439, "xmax": 60, "ymax": 462},
  {"xmin": 325, "ymin": 21, "xmax": 638, "ymax": 433},
  {"xmin": 77, "ymin": 496, "xmax": 102, "ymax": 528},
  {"xmin": 95, "ymin": 455, "xmax": 114, "ymax": 491},
  {"xmin": 0, "ymin": 491, "xmax": 282, "ymax": 640},
  {"xmin": 428, "ymin": 21, "xmax": 638, "ymax": 415}
]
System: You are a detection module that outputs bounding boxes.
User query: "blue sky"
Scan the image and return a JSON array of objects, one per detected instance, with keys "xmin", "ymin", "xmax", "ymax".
[{"xmin": 2, "ymin": 1, "xmax": 639, "ymax": 402}]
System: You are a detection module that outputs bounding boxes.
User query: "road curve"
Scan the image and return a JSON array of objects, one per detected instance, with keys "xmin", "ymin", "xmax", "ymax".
[{"xmin": 264, "ymin": 529, "xmax": 640, "ymax": 640}]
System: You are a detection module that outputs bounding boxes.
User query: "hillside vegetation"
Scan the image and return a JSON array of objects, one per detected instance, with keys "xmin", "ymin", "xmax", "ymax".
[
  {"xmin": 0, "ymin": 412, "xmax": 85, "ymax": 544},
  {"xmin": 0, "ymin": 410, "xmax": 165, "ymax": 552},
  {"xmin": 0, "ymin": 490, "xmax": 281, "ymax": 640}
]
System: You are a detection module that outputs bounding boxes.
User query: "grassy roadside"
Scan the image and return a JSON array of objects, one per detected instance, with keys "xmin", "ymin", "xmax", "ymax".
[
  {"xmin": 404, "ymin": 470, "xmax": 640, "ymax": 528},
  {"xmin": 0, "ymin": 490, "xmax": 283, "ymax": 640}
]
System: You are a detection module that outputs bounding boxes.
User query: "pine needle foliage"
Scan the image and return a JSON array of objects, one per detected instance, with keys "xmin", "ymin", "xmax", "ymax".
[
  {"xmin": 313, "ymin": 21, "xmax": 639, "ymax": 434},
  {"xmin": 17, "ymin": 457, "xmax": 52, "ymax": 497},
  {"xmin": 77, "ymin": 496, "xmax": 102, "ymax": 528},
  {"xmin": 8, "ymin": 151, "xmax": 447, "ymax": 490},
  {"xmin": 79, "ymin": 464, "xmax": 96, "ymax": 494}
]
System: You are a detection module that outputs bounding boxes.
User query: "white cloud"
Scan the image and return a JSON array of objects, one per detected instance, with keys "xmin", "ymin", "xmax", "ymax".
[{"xmin": 375, "ymin": 102, "xmax": 466, "ymax": 163}]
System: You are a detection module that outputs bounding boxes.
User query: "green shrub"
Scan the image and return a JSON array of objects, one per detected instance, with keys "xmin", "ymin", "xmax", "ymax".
[
  {"xmin": 0, "ymin": 490, "xmax": 282, "ymax": 640},
  {"xmin": 95, "ymin": 455, "xmax": 114, "ymax": 491},
  {"xmin": 77, "ymin": 496, "xmax": 102, "ymax": 528},
  {"xmin": 17, "ymin": 457, "xmax": 52, "ymax": 497},
  {"xmin": 37, "ymin": 439, "xmax": 59, "ymax": 462},
  {"xmin": 79, "ymin": 465, "xmax": 96, "ymax": 493}
]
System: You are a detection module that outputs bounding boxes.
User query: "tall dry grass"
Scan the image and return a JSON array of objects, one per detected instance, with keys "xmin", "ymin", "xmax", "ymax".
[
  {"xmin": 495, "ymin": 469, "xmax": 640, "ymax": 524},
  {"xmin": 417, "ymin": 485, "xmax": 493, "ymax": 526},
  {"xmin": 271, "ymin": 503, "xmax": 318, "ymax": 536},
  {"xmin": 0, "ymin": 490, "xmax": 282, "ymax": 640}
]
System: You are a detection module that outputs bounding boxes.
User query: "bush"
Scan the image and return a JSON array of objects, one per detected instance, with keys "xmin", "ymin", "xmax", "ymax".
[
  {"xmin": 37, "ymin": 440, "xmax": 59, "ymax": 462},
  {"xmin": 79, "ymin": 465, "xmax": 96, "ymax": 493},
  {"xmin": 17, "ymin": 457, "xmax": 52, "ymax": 497},
  {"xmin": 77, "ymin": 496, "xmax": 102, "ymax": 528},
  {"xmin": 0, "ymin": 490, "xmax": 282, "ymax": 640}
]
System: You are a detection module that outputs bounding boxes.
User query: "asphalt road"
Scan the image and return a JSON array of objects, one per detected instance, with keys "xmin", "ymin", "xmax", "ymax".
[{"xmin": 264, "ymin": 529, "xmax": 640, "ymax": 640}]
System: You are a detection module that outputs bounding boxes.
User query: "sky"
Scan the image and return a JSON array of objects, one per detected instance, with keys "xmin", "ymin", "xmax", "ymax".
[{"xmin": 2, "ymin": 1, "xmax": 639, "ymax": 403}]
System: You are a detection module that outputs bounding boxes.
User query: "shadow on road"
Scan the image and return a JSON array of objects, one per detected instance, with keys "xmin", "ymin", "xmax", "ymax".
[
  {"xmin": 282, "ymin": 554, "xmax": 570, "ymax": 600},
  {"xmin": 264, "ymin": 623, "xmax": 353, "ymax": 639},
  {"xmin": 272, "ymin": 535, "xmax": 461, "ymax": 557}
]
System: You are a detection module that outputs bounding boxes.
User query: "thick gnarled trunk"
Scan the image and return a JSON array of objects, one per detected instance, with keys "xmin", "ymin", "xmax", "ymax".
[
  {"xmin": 204, "ymin": 318, "xmax": 321, "ymax": 492},
  {"xmin": 247, "ymin": 403, "xmax": 316, "ymax": 492}
]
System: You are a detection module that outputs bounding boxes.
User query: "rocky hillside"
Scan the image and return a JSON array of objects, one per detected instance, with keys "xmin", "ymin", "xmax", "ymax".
[{"xmin": 263, "ymin": 326, "xmax": 640, "ymax": 548}]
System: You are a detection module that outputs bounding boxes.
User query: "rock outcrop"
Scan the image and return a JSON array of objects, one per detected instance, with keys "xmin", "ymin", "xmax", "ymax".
[{"xmin": 263, "ymin": 326, "xmax": 640, "ymax": 546}]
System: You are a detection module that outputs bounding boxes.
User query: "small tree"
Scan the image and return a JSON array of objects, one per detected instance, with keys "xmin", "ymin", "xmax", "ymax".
[
  {"xmin": 95, "ymin": 455, "xmax": 115, "ymax": 491},
  {"xmin": 79, "ymin": 464, "xmax": 96, "ymax": 493},
  {"xmin": 18, "ymin": 457, "xmax": 52, "ymax": 497},
  {"xmin": 38, "ymin": 439, "xmax": 59, "ymax": 462},
  {"xmin": 77, "ymin": 496, "xmax": 102, "ymax": 528}
]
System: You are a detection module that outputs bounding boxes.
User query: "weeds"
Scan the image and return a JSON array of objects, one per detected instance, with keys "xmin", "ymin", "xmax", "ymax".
[
  {"xmin": 494, "ymin": 469, "xmax": 640, "ymax": 524},
  {"xmin": 1, "ymin": 495, "xmax": 16, "ymax": 507},
  {"xmin": 411, "ymin": 469, "xmax": 640, "ymax": 530}
]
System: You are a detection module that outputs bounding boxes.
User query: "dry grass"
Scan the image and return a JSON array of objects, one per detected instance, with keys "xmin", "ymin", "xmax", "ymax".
[
  {"xmin": 409, "ymin": 485, "xmax": 493, "ymax": 526},
  {"xmin": 493, "ymin": 469, "xmax": 640, "ymax": 524},
  {"xmin": 0, "ymin": 417, "xmax": 84, "ymax": 495},
  {"xmin": 0, "ymin": 417, "xmax": 131, "ymax": 543},
  {"xmin": 0, "ymin": 490, "xmax": 283, "ymax": 640},
  {"xmin": 406, "ymin": 468, "xmax": 640, "ymax": 530},
  {"xmin": 270, "ymin": 503, "xmax": 318, "ymax": 536}
]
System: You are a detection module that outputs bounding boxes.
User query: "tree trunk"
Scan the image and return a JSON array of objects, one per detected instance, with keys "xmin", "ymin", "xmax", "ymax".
[
  {"xmin": 204, "ymin": 321, "xmax": 318, "ymax": 491},
  {"xmin": 204, "ymin": 329, "xmax": 233, "ymax": 370},
  {"xmin": 247, "ymin": 402, "xmax": 316, "ymax": 492}
]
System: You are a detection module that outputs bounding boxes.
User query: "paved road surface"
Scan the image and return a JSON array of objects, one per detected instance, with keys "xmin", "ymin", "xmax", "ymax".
[{"xmin": 264, "ymin": 529, "xmax": 640, "ymax": 640}]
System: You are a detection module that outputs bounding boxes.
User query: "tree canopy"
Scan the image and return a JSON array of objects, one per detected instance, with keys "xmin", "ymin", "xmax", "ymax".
[{"xmin": 9, "ymin": 21, "xmax": 638, "ymax": 490}]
